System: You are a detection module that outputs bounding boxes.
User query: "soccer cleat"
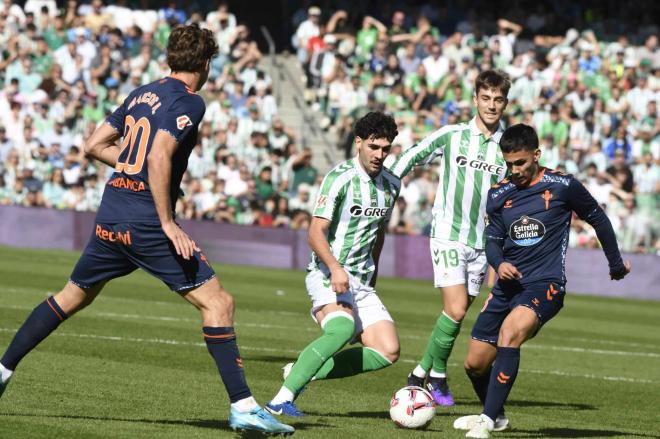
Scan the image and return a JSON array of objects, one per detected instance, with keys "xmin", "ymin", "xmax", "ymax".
[
  {"xmin": 465, "ymin": 414, "xmax": 494, "ymax": 438},
  {"xmin": 407, "ymin": 372, "xmax": 425, "ymax": 388},
  {"xmin": 426, "ymin": 377, "xmax": 454, "ymax": 406},
  {"xmin": 0, "ymin": 381, "xmax": 6, "ymax": 399},
  {"xmin": 454, "ymin": 414, "xmax": 510, "ymax": 432},
  {"xmin": 266, "ymin": 401, "xmax": 305, "ymax": 417},
  {"xmin": 229, "ymin": 406, "xmax": 295, "ymax": 435}
]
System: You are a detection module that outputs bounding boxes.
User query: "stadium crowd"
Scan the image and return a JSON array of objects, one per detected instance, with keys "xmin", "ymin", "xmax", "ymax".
[
  {"xmin": 0, "ymin": 1, "xmax": 657, "ymax": 254},
  {"xmin": 291, "ymin": 2, "xmax": 659, "ymax": 254}
]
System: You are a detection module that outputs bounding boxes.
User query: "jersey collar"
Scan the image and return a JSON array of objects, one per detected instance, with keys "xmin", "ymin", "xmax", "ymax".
[
  {"xmin": 469, "ymin": 117, "xmax": 504, "ymax": 142},
  {"xmin": 353, "ymin": 157, "xmax": 378, "ymax": 183}
]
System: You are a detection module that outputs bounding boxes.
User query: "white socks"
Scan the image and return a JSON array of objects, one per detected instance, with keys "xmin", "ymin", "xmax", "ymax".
[
  {"xmin": 429, "ymin": 370, "xmax": 446, "ymax": 379},
  {"xmin": 412, "ymin": 364, "xmax": 427, "ymax": 378},
  {"xmin": 270, "ymin": 386, "xmax": 295, "ymax": 405},
  {"xmin": 230, "ymin": 396, "xmax": 259, "ymax": 413},
  {"xmin": 0, "ymin": 363, "xmax": 13, "ymax": 384}
]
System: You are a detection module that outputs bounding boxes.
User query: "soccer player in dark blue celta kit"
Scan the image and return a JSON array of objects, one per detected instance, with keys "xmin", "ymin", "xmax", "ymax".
[
  {"xmin": 0, "ymin": 24, "xmax": 293, "ymax": 436},
  {"xmin": 453, "ymin": 124, "xmax": 631, "ymax": 438}
]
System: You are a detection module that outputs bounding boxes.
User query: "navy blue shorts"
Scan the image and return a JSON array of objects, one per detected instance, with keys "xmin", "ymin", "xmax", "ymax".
[
  {"xmin": 70, "ymin": 222, "xmax": 215, "ymax": 292},
  {"xmin": 471, "ymin": 281, "xmax": 565, "ymax": 345}
]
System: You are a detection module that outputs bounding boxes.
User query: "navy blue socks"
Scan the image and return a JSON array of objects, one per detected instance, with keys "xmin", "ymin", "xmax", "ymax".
[
  {"xmin": 1, "ymin": 297, "xmax": 68, "ymax": 370},
  {"xmin": 203, "ymin": 326, "xmax": 252, "ymax": 403},
  {"xmin": 483, "ymin": 347, "xmax": 520, "ymax": 420}
]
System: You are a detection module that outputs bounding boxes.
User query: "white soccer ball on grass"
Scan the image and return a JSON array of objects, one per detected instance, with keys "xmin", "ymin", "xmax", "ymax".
[{"xmin": 389, "ymin": 386, "xmax": 435, "ymax": 429}]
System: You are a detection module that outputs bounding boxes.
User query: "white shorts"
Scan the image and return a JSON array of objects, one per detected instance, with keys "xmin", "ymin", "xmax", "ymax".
[
  {"xmin": 305, "ymin": 269, "xmax": 393, "ymax": 336},
  {"xmin": 430, "ymin": 238, "xmax": 487, "ymax": 296}
]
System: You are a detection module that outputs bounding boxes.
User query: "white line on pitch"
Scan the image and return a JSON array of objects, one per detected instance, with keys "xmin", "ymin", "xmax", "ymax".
[{"xmin": 0, "ymin": 328, "xmax": 655, "ymax": 385}]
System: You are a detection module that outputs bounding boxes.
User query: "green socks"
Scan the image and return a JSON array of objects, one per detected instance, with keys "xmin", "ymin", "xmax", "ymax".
[
  {"xmin": 419, "ymin": 312, "xmax": 461, "ymax": 374},
  {"xmin": 283, "ymin": 312, "xmax": 355, "ymax": 393},
  {"xmin": 314, "ymin": 346, "xmax": 392, "ymax": 380}
]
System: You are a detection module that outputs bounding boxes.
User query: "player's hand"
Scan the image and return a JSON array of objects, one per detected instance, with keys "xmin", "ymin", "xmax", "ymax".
[
  {"xmin": 498, "ymin": 262, "xmax": 522, "ymax": 281},
  {"xmin": 610, "ymin": 261, "xmax": 631, "ymax": 280},
  {"xmin": 330, "ymin": 266, "xmax": 350, "ymax": 294},
  {"xmin": 162, "ymin": 221, "xmax": 198, "ymax": 260}
]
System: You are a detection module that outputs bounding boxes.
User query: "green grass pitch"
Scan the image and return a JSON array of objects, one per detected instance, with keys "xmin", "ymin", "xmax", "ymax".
[{"xmin": 0, "ymin": 246, "xmax": 659, "ymax": 438}]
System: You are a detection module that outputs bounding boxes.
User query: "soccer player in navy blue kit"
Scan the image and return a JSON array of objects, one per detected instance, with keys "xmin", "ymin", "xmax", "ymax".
[
  {"xmin": 453, "ymin": 124, "xmax": 631, "ymax": 438},
  {"xmin": 0, "ymin": 24, "xmax": 293, "ymax": 436}
]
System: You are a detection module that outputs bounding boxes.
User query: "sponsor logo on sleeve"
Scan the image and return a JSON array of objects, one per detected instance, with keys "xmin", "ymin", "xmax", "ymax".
[
  {"xmin": 509, "ymin": 215, "xmax": 545, "ymax": 246},
  {"xmin": 176, "ymin": 115, "xmax": 192, "ymax": 130}
]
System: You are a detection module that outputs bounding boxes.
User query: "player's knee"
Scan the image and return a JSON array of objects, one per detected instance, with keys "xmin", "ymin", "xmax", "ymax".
[
  {"xmin": 381, "ymin": 343, "xmax": 400, "ymax": 363},
  {"xmin": 497, "ymin": 327, "xmax": 525, "ymax": 348},
  {"xmin": 322, "ymin": 313, "xmax": 355, "ymax": 345},
  {"xmin": 443, "ymin": 305, "xmax": 467, "ymax": 322},
  {"xmin": 202, "ymin": 289, "xmax": 235, "ymax": 319},
  {"xmin": 464, "ymin": 356, "xmax": 490, "ymax": 376}
]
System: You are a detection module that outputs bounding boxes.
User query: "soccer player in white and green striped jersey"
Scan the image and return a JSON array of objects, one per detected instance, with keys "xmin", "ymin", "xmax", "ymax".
[
  {"xmin": 389, "ymin": 70, "xmax": 511, "ymax": 406},
  {"xmin": 266, "ymin": 112, "xmax": 401, "ymax": 417}
]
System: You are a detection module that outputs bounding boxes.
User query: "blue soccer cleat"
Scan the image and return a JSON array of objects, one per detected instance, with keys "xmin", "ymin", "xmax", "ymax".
[
  {"xmin": 229, "ymin": 406, "xmax": 295, "ymax": 435},
  {"xmin": 265, "ymin": 400, "xmax": 305, "ymax": 417}
]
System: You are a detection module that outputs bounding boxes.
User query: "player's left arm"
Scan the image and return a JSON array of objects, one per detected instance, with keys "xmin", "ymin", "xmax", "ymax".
[
  {"xmin": 150, "ymin": 95, "xmax": 206, "ymax": 260},
  {"xmin": 83, "ymin": 123, "xmax": 122, "ymax": 167},
  {"xmin": 567, "ymin": 178, "xmax": 631, "ymax": 280}
]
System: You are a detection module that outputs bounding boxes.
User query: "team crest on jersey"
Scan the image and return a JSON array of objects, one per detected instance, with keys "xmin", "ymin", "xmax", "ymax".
[
  {"xmin": 176, "ymin": 115, "xmax": 192, "ymax": 130},
  {"xmin": 510, "ymin": 215, "xmax": 545, "ymax": 246},
  {"xmin": 349, "ymin": 204, "xmax": 388, "ymax": 217}
]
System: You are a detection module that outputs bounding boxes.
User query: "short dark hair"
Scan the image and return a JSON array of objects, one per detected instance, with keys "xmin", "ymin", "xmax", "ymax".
[
  {"xmin": 167, "ymin": 24, "xmax": 219, "ymax": 73},
  {"xmin": 475, "ymin": 69, "xmax": 511, "ymax": 96},
  {"xmin": 500, "ymin": 124, "xmax": 539, "ymax": 153},
  {"xmin": 354, "ymin": 112, "xmax": 398, "ymax": 143}
]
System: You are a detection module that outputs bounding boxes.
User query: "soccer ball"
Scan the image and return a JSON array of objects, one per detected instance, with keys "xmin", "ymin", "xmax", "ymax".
[{"xmin": 389, "ymin": 386, "xmax": 435, "ymax": 429}]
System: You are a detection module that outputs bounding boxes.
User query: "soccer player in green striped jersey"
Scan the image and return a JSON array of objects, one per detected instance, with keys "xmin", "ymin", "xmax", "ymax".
[
  {"xmin": 266, "ymin": 112, "xmax": 401, "ymax": 417},
  {"xmin": 389, "ymin": 70, "xmax": 511, "ymax": 406}
]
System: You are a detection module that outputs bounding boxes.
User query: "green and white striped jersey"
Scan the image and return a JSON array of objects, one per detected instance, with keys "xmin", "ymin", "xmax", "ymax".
[
  {"xmin": 309, "ymin": 157, "xmax": 401, "ymax": 285},
  {"xmin": 388, "ymin": 118, "xmax": 506, "ymax": 249}
]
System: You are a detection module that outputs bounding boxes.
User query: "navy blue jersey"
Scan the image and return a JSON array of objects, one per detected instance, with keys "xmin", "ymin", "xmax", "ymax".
[
  {"xmin": 485, "ymin": 168, "xmax": 624, "ymax": 286},
  {"xmin": 96, "ymin": 77, "xmax": 205, "ymax": 223}
]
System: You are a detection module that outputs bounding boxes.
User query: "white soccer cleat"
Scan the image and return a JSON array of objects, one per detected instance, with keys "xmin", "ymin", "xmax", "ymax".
[
  {"xmin": 455, "ymin": 414, "xmax": 510, "ymax": 432},
  {"xmin": 465, "ymin": 414, "xmax": 495, "ymax": 438}
]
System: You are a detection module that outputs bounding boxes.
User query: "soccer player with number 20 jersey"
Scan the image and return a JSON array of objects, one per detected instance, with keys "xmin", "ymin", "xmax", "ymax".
[{"xmin": 0, "ymin": 24, "xmax": 292, "ymax": 436}]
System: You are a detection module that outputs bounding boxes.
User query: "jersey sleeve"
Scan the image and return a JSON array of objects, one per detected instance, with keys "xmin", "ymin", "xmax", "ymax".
[
  {"xmin": 312, "ymin": 172, "xmax": 347, "ymax": 221},
  {"xmin": 105, "ymin": 96, "xmax": 128, "ymax": 132},
  {"xmin": 387, "ymin": 126, "xmax": 453, "ymax": 179},
  {"xmin": 157, "ymin": 94, "xmax": 206, "ymax": 143},
  {"xmin": 566, "ymin": 177, "xmax": 625, "ymax": 274},
  {"xmin": 485, "ymin": 190, "xmax": 507, "ymax": 270}
]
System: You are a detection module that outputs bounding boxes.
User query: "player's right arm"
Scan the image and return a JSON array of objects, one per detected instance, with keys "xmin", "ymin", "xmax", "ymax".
[
  {"xmin": 309, "ymin": 217, "xmax": 349, "ymax": 294},
  {"xmin": 83, "ymin": 123, "xmax": 122, "ymax": 167},
  {"xmin": 485, "ymin": 191, "xmax": 522, "ymax": 280},
  {"xmin": 387, "ymin": 126, "xmax": 454, "ymax": 179},
  {"xmin": 309, "ymin": 168, "xmax": 351, "ymax": 293},
  {"xmin": 84, "ymin": 96, "xmax": 129, "ymax": 167}
]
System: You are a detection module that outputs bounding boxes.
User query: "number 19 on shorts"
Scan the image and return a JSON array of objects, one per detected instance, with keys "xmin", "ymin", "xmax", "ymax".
[{"xmin": 433, "ymin": 249, "xmax": 459, "ymax": 268}]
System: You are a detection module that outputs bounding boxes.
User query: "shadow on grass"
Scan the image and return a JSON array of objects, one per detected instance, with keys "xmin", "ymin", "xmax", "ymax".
[
  {"xmin": 0, "ymin": 413, "xmax": 328, "ymax": 433},
  {"xmin": 510, "ymin": 427, "xmax": 660, "ymax": 438}
]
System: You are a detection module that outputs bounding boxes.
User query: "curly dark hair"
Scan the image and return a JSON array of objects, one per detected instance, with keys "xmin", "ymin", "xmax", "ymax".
[
  {"xmin": 475, "ymin": 69, "xmax": 511, "ymax": 96},
  {"xmin": 167, "ymin": 23, "xmax": 219, "ymax": 73},
  {"xmin": 353, "ymin": 111, "xmax": 398, "ymax": 143},
  {"xmin": 500, "ymin": 123, "xmax": 539, "ymax": 153}
]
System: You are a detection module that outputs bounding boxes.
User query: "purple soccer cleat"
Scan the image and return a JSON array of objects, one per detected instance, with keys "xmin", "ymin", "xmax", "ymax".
[{"xmin": 426, "ymin": 378, "xmax": 454, "ymax": 406}]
